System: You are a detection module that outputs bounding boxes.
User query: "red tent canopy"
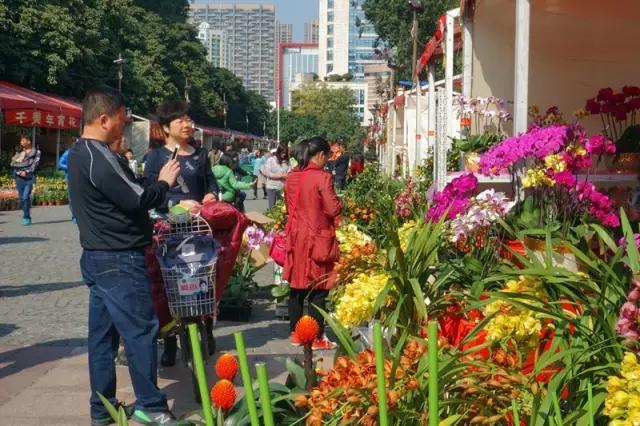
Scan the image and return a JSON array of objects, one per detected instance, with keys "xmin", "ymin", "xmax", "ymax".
[{"xmin": 0, "ymin": 81, "xmax": 82, "ymax": 129}]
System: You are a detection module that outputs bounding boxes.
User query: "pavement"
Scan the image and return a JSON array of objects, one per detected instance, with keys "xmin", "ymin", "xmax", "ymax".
[{"xmin": 0, "ymin": 196, "xmax": 332, "ymax": 425}]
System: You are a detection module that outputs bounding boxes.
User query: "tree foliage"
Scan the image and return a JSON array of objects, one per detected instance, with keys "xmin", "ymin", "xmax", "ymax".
[
  {"xmin": 274, "ymin": 82, "xmax": 365, "ymax": 153},
  {"xmin": 362, "ymin": 0, "xmax": 458, "ymax": 80},
  {"xmin": 0, "ymin": 0, "xmax": 269, "ymax": 134}
]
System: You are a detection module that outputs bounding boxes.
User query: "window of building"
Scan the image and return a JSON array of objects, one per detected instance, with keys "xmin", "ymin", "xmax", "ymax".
[
  {"xmin": 327, "ymin": 38, "xmax": 333, "ymax": 48},
  {"xmin": 327, "ymin": 50, "xmax": 333, "ymax": 61},
  {"xmin": 328, "ymin": 0, "xmax": 334, "ymax": 9},
  {"xmin": 328, "ymin": 11, "xmax": 334, "ymax": 22},
  {"xmin": 327, "ymin": 63, "xmax": 333, "ymax": 74},
  {"xmin": 327, "ymin": 24, "xmax": 333, "ymax": 35}
]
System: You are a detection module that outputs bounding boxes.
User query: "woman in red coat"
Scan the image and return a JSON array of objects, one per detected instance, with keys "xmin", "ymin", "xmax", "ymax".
[{"xmin": 284, "ymin": 137, "xmax": 342, "ymax": 350}]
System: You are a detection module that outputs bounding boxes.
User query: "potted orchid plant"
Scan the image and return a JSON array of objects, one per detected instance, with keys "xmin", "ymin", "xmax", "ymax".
[
  {"xmin": 586, "ymin": 86, "xmax": 640, "ymax": 172},
  {"xmin": 479, "ymin": 123, "xmax": 619, "ymax": 254},
  {"xmin": 452, "ymin": 95, "xmax": 512, "ymax": 173}
]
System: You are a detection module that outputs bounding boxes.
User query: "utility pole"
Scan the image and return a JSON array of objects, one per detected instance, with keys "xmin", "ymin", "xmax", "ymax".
[
  {"xmin": 223, "ymin": 93, "xmax": 227, "ymax": 129},
  {"xmin": 184, "ymin": 77, "xmax": 191, "ymax": 102},
  {"xmin": 408, "ymin": 0, "xmax": 424, "ymax": 82},
  {"xmin": 113, "ymin": 53, "xmax": 124, "ymax": 93},
  {"xmin": 245, "ymin": 111, "xmax": 249, "ymax": 133}
]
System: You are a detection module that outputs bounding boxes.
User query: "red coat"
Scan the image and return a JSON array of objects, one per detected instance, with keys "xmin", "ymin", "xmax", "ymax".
[{"xmin": 283, "ymin": 163, "xmax": 342, "ymax": 290}]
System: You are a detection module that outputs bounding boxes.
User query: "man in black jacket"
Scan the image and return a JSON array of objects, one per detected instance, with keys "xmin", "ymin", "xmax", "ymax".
[{"xmin": 68, "ymin": 86, "xmax": 181, "ymax": 426}]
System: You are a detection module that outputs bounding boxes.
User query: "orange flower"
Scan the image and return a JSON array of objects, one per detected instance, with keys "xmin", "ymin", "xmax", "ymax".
[
  {"xmin": 210, "ymin": 379, "xmax": 236, "ymax": 411},
  {"xmin": 215, "ymin": 353, "xmax": 239, "ymax": 381},
  {"xmin": 295, "ymin": 315, "xmax": 319, "ymax": 345}
]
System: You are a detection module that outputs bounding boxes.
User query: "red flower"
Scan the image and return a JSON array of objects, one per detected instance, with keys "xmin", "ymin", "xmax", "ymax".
[
  {"xmin": 294, "ymin": 315, "xmax": 320, "ymax": 345},
  {"xmin": 623, "ymin": 86, "xmax": 640, "ymax": 97},
  {"xmin": 585, "ymin": 98, "xmax": 601, "ymax": 115},
  {"xmin": 597, "ymin": 87, "xmax": 614, "ymax": 102},
  {"xmin": 614, "ymin": 104, "xmax": 628, "ymax": 121},
  {"xmin": 211, "ymin": 379, "xmax": 236, "ymax": 411},
  {"xmin": 612, "ymin": 93, "xmax": 627, "ymax": 104},
  {"xmin": 215, "ymin": 353, "xmax": 239, "ymax": 381},
  {"xmin": 629, "ymin": 97, "xmax": 640, "ymax": 111}
]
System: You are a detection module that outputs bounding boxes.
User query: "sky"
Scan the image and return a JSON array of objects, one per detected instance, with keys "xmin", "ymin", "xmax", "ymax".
[{"xmin": 195, "ymin": 0, "xmax": 320, "ymax": 41}]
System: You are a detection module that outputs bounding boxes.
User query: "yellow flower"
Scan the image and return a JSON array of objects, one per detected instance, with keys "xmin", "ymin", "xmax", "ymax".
[
  {"xmin": 522, "ymin": 167, "xmax": 555, "ymax": 188},
  {"xmin": 335, "ymin": 272, "xmax": 390, "ymax": 328},
  {"xmin": 544, "ymin": 154, "xmax": 566, "ymax": 172},
  {"xmin": 336, "ymin": 224, "xmax": 372, "ymax": 253},
  {"xmin": 484, "ymin": 276, "xmax": 546, "ymax": 346},
  {"xmin": 397, "ymin": 220, "xmax": 417, "ymax": 252},
  {"xmin": 605, "ymin": 352, "xmax": 640, "ymax": 423}
]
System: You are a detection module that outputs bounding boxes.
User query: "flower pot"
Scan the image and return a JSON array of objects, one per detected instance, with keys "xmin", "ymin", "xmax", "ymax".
[
  {"xmin": 501, "ymin": 240, "xmax": 526, "ymax": 268},
  {"xmin": 605, "ymin": 153, "xmax": 640, "ymax": 174},
  {"xmin": 523, "ymin": 236, "xmax": 584, "ymax": 273},
  {"xmin": 463, "ymin": 152, "xmax": 481, "ymax": 173}
]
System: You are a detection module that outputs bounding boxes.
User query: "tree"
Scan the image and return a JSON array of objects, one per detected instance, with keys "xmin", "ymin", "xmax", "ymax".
[
  {"xmin": 0, "ymin": 0, "xmax": 269, "ymax": 134},
  {"xmin": 267, "ymin": 110, "xmax": 320, "ymax": 145},
  {"xmin": 362, "ymin": 0, "xmax": 458, "ymax": 80},
  {"xmin": 291, "ymin": 82, "xmax": 365, "ymax": 153}
]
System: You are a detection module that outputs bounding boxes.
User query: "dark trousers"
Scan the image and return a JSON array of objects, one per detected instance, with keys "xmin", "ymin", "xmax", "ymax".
[
  {"xmin": 15, "ymin": 176, "xmax": 34, "ymax": 219},
  {"xmin": 266, "ymin": 188, "xmax": 281, "ymax": 209},
  {"xmin": 80, "ymin": 249, "xmax": 167, "ymax": 419},
  {"xmin": 234, "ymin": 191, "xmax": 247, "ymax": 213},
  {"xmin": 288, "ymin": 288, "xmax": 329, "ymax": 336},
  {"xmin": 253, "ymin": 177, "xmax": 266, "ymax": 198}
]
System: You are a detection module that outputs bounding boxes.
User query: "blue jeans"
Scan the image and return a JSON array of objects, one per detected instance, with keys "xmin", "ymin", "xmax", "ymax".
[
  {"xmin": 80, "ymin": 249, "xmax": 167, "ymax": 419},
  {"xmin": 14, "ymin": 176, "xmax": 34, "ymax": 219}
]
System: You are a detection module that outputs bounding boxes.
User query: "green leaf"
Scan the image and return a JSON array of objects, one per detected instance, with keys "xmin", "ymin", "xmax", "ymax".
[
  {"xmin": 96, "ymin": 392, "xmax": 119, "ymax": 422},
  {"xmin": 439, "ymin": 414, "xmax": 463, "ymax": 426},
  {"xmin": 285, "ymin": 358, "xmax": 306, "ymax": 390}
]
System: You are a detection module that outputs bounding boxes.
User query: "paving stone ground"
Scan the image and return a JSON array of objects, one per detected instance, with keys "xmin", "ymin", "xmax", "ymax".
[{"xmin": 0, "ymin": 198, "xmax": 332, "ymax": 425}]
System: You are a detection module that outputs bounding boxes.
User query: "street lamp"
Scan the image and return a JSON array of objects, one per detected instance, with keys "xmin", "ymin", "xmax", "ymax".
[{"xmin": 113, "ymin": 53, "xmax": 125, "ymax": 93}]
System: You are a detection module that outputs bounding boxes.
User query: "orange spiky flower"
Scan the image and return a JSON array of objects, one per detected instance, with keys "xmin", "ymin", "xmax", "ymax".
[
  {"xmin": 295, "ymin": 315, "xmax": 320, "ymax": 346},
  {"xmin": 215, "ymin": 353, "xmax": 239, "ymax": 381},
  {"xmin": 210, "ymin": 379, "xmax": 236, "ymax": 411}
]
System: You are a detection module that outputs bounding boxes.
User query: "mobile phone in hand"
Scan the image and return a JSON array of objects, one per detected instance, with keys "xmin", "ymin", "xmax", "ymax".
[{"xmin": 171, "ymin": 147, "xmax": 178, "ymax": 160}]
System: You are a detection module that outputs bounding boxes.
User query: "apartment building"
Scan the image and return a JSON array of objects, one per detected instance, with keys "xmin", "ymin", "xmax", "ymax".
[{"xmin": 190, "ymin": 3, "xmax": 276, "ymax": 101}]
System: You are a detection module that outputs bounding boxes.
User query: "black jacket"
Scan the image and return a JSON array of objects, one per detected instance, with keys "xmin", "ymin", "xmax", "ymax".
[
  {"xmin": 143, "ymin": 146, "xmax": 217, "ymax": 212},
  {"xmin": 68, "ymin": 138, "xmax": 169, "ymax": 250}
]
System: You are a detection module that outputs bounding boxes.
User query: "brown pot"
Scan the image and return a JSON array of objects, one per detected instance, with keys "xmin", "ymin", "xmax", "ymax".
[
  {"xmin": 55, "ymin": 200, "xmax": 63, "ymax": 206},
  {"xmin": 463, "ymin": 152, "xmax": 481, "ymax": 173},
  {"xmin": 605, "ymin": 153, "xmax": 640, "ymax": 174}
]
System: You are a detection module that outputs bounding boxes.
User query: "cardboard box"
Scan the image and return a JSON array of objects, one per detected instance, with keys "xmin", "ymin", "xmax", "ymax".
[{"xmin": 245, "ymin": 211, "xmax": 274, "ymax": 270}]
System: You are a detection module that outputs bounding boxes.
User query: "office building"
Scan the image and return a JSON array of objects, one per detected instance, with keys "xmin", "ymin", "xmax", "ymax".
[
  {"xmin": 196, "ymin": 22, "xmax": 233, "ymax": 69},
  {"xmin": 304, "ymin": 19, "xmax": 319, "ymax": 43},
  {"xmin": 278, "ymin": 43, "xmax": 319, "ymax": 109},
  {"xmin": 190, "ymin": 3, "xmax": 276, "ymax": 101},
  {"xmin": 318, "ymin": 0, "xmax": 384, "ymax": 81},
  {"xmin": 276, "ymin": 21, "xmax": 293, "ymax": 44}
]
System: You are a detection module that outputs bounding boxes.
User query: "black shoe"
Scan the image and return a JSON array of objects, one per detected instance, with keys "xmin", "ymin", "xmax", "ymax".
[
  {"xmin": 131, "ymin": 409, "xmax": 179, "ymax": 425},
  {"xmin": 160, "ymin": 336, "xmax": 177, "ymax": 367}
]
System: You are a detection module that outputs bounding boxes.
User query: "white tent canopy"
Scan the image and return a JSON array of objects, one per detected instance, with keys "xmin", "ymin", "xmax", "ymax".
[{"xmin": 469, "ymin": 0, "xmax": 640, "ymax": 135}]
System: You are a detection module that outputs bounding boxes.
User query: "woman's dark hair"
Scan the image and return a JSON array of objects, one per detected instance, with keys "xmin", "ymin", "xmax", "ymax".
[
  {"xmin": 274, "ymin": 144, "xmax": 289, "ymax": 165},
  {"xmin": 219, "ymin": 153, "xmax": 235, "ymax": 169},
  {"xmin": 353, "ymin": 153, "xmax": 365, "ymax": 164},
  {"xmin": 156, "ymin": 100, "xmax": 191, "ymax": 131},
  {"xmin": 297, "ymin": 136, "xmax": 330, "ymax": 170}
]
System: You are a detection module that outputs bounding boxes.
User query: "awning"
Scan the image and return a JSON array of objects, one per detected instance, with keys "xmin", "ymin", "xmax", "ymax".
[
  {"xmin": 0, "ymin": 81, "xmax": 82, "ymax": 129},
  {"xmin": 415, "ymin": 16, "xmax": 463, "ymax": 76}
]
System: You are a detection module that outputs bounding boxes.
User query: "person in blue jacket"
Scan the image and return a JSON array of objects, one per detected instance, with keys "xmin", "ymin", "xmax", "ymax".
[{"xmin": 57, "ymin": 146, "xmax": 76, "ymax": 224}]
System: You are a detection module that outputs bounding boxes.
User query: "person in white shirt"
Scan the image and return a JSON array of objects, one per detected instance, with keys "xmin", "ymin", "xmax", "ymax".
[{"xmin": 125, "ymin": 149, "xmax": 138, "ymax": 174}]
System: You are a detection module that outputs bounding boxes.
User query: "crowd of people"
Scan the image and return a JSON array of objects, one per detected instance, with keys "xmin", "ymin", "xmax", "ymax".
[{"xmin": 7, "ymin": 85, "xmax": 366, "ymax": 425}]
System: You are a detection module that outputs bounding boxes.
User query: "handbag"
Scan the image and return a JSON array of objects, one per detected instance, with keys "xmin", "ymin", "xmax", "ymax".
[{"xmin": 268, "ymin": 171, "xmax": 308, "ymax": 267}]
